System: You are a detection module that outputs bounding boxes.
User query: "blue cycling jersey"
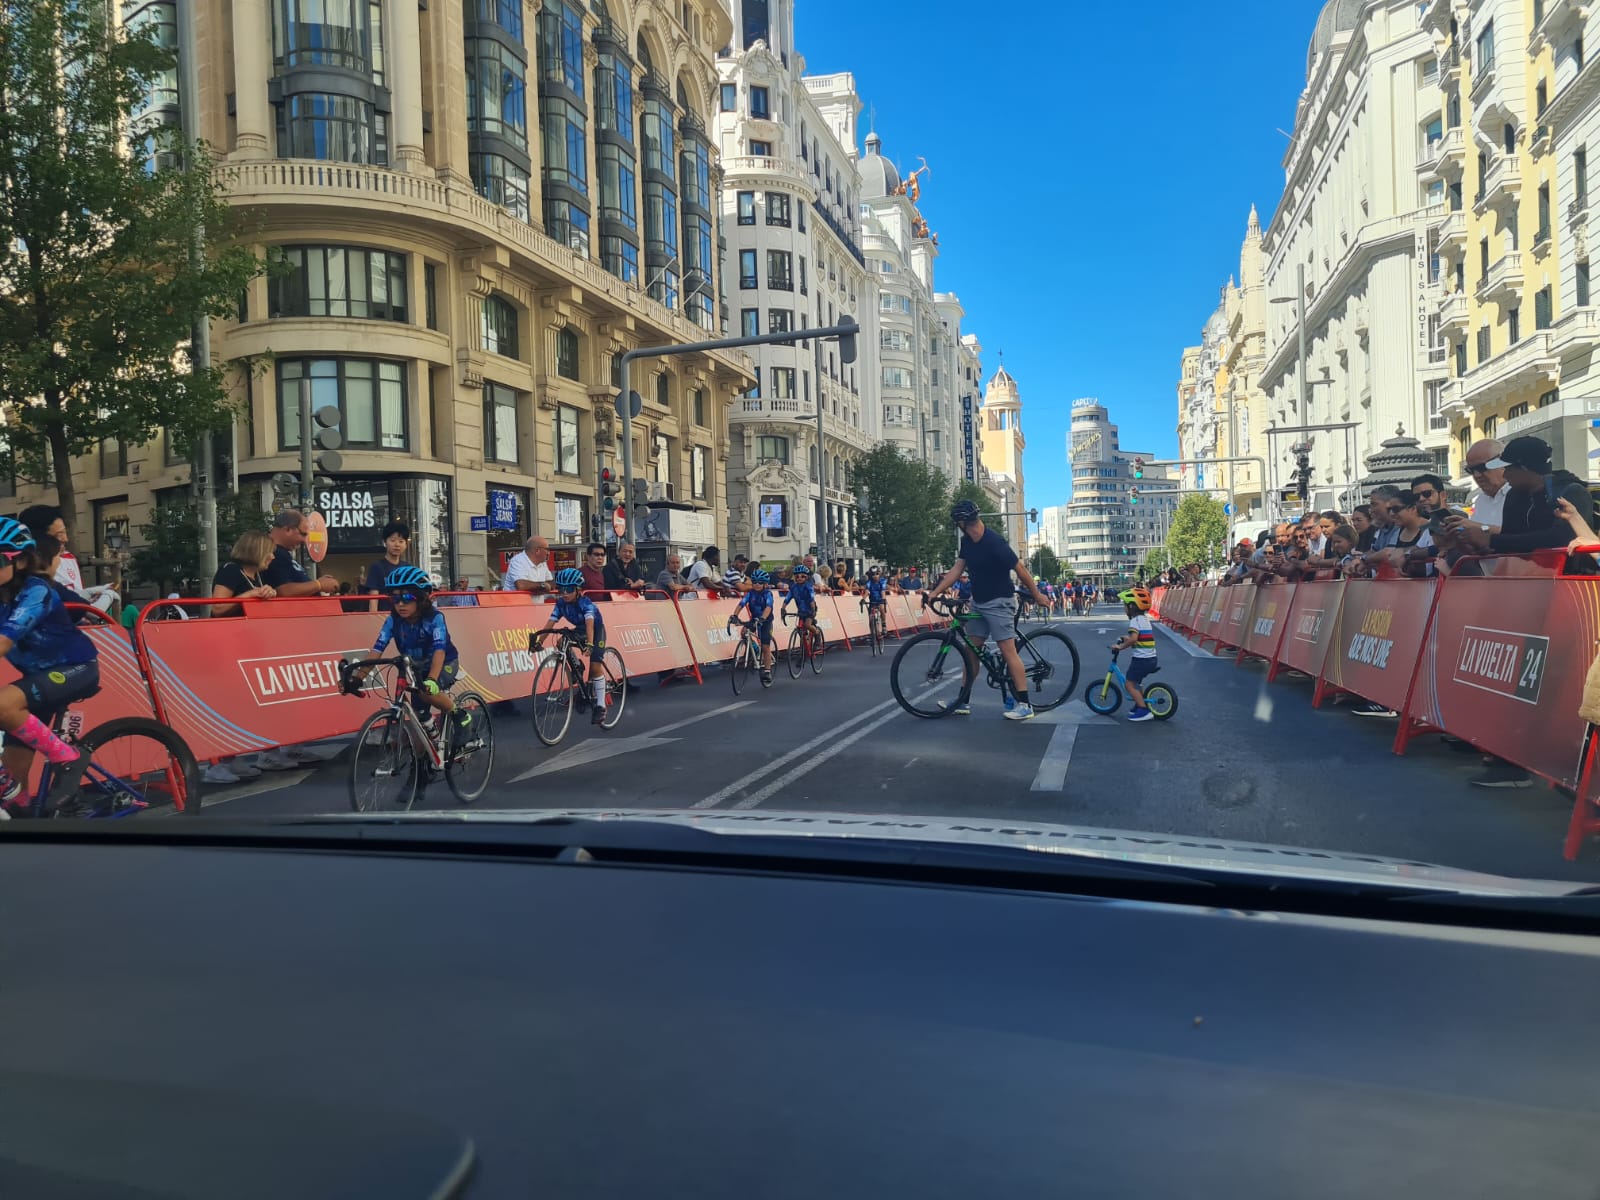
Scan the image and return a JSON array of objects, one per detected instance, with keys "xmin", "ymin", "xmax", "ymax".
[
  {"xmin": 372, "ymin": 609, "xmax": 458, "ymax": 666},
  {"xmin": 552, "ymin": 595, "xmax": 605, "ymax": 638},
  {"xmin": 787, "ymin": 579, "xmax": 817, "ymax": 614},
  {"xmin": 864, "ymin": 577, "xmax": 888, "ymax": 604},
  {"xmin": 737, "ymin": 588, "xmax": 774, "ymax": 620},
  {"xmin": 953, "ymin": 580, "xmax": 972, "ymax": 601},
  {"xmin": 0, "ymin": 576, "xmax": 98, "ymax": 675}
]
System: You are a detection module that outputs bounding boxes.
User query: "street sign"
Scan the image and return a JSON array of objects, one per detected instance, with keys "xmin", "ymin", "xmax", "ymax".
[
  {"xmin": 1224, "ymin": 503, "xmax": 1234, "ymax": 515},
  {"xmin": 616, "ymin": 390, "xmax": 643, "ymax": 419},
  {"xmin": 612, "ymin": 508, "xmax": 626, "ymax": 537},
  {"xmin": 305, "ymin": 512, "xmax": 329, "ymax": 563},
  {"xmin": 470, "ymin": 515, "xmax": 489, "ymax": 532},
  {"xmin": 488, "ymin": 488, "xmax": 519, "ymax": 530}
]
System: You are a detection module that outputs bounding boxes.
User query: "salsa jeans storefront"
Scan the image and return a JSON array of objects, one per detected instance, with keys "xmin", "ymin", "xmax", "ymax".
[{"xmin": 252, "ymin": 474, "xmax": 456, "ymax": 587}]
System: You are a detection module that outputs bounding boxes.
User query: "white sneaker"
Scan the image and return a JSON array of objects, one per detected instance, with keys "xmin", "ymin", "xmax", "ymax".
[
  {"xmin": 1003, "ymin": 703, "xmax": 1035, "ymax": 721},
  {"xmin": 202, "ymin": 762, "xmax": 242, "ymax": 785},
  {"xmin": 254, "ymin": 749, "xmax": 300, "ymax": 771}
]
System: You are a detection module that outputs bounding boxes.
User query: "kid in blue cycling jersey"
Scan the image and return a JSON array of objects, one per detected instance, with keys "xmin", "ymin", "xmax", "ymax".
[
  {"xmin": 0, "ymin": 518, "xmax": 99, "ymax": 813},
  {"xmin": 863, "ymin": 566, "xmax": 889, "ymax": 608},
  {"xmin": 782, "ymin": 563, "xmax": 822, "ymax": 647},
  {"xmin": 351, "ymin": 566, "xmax": 472, "ymax": 735},
  {"xmin": 547, "ymin": 567, "xmax": 609, "ymax": 726},
  {"xmin": 732, "ymin": 569, "xmax": 777, "ymax": 682}
]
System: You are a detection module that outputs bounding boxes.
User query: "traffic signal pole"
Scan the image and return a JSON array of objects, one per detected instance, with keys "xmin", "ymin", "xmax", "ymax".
[{"xmin": 617, "ymin": 318, "xmax": 859, "ymax": 547}]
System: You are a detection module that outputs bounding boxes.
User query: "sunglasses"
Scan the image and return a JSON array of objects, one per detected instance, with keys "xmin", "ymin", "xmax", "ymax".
[
  {"xmin": 1466, "ymin": 463, "xmax": 1490, "ymax": 474},
  {"xmin": 389, "ymin": 591, "xmax": 423, "ymax": 603},
  {"xmin": 1387, "ymin": 505, "xmax": 1404, "ymax": 514},
  {"xmin": 0, "ymin": 549, "xmax": 23, "ymax": 563}
]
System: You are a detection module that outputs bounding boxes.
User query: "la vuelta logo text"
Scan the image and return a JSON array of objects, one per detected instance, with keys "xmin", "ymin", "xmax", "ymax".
[
  {"xmin": 1452, "ymin": 626, "xmax": 1549, "ymax": 704},
  {"xmin": 239, "ymin": 650, "xmax": 366, "ymax": 706}
]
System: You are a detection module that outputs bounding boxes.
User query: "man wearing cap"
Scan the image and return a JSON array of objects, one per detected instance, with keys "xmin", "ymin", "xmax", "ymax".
[
  {"xmin": 1462, "ymin": 439, "xmax": 1510, "ymax": 532},
  {"xmin": 1447, "ymin": 436, "xmax": 1596, "ymax": 570}
]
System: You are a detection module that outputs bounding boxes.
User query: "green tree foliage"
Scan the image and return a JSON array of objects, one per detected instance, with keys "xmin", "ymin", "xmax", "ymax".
[
  {"xmin": 131, "ymin": 495, "xmax": 273, "ymax": 595},
  {"xmin": 1027, "ymin": 546, "xmax": 1063, "ymax": 583},
  {"xmin": 1162, "ymin": 495, "xmax": 1230, "ymax": 569},
  {"xmin": 949, "ymin": 478, "xmax": 988, "ymax": 515},
  {"xmin": 0, "ymin": 0, "xmax": 265, "ymax": 526},
  {"xmin": 852, "ymin": 444, "xmax": 951, "ymax": 569}
]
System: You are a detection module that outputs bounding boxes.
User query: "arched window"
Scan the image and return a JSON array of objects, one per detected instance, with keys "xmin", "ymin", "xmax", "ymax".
[{"xmin": 809, "ymin": 443, "xmax": 820, "ymax": 482}]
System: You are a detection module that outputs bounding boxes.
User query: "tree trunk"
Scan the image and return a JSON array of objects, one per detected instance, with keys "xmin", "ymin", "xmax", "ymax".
[{"xmin": 47, "ymin": 421, "xmax": 77, "ymax": 549}]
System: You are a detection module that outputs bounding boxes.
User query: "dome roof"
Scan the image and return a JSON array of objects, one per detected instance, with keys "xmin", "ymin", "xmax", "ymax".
[
  {"xmin": 858, "ymin": 131, "xmax": 900, "ymax": 200},
  {"xmin": 988, "ymin": 364, "xmax": 1018, "ymax": 397},
  {"xmin": 1308, "ymin": 0, "xmax": 1363, "ymax": 78}
]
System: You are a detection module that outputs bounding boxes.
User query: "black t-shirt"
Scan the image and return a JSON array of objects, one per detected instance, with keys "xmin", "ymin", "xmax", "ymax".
[
  {"xmin": 262, "ymin": 545, "xmax": 309, "ymax": 589},
  {"xmin": 958, "ymin": 527, "xmax": 1020, "ymax": 604},
  {"xmin": 603, "ymin": 559, "xmax": 645, "ymax": 589},
  {"xmin": 364, "ymin": 558, "xmax": 402, "ymax": 593},
  {"xmin": 212, "ymin": 560, "xmax": 263, "ymax": 598}
]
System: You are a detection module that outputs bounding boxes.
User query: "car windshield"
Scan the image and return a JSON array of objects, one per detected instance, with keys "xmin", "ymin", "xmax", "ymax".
[{"xmin": 5, "ymin": 0, "xmax": 1600, "ymax": 894}]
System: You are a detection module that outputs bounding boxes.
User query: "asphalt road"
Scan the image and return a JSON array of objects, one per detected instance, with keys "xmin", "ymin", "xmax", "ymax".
[{"xmin": 185, "ymin": 608, "xmax": 1600, "ymax": 885}]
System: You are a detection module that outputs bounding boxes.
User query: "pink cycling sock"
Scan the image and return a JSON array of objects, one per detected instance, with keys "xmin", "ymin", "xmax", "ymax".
[{"xmin": 11, "ymin": 714, "xmax": 79, "ymax": 764}]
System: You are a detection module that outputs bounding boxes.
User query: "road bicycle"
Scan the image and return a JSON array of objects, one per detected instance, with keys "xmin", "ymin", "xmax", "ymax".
[
  {"xmin": 782, "ymin": 610, "xmax": 824, "ymax": 679},
  {"xmin": 726, "ymin": 617, "xmax": 775, "ymax": 695},
  {"xmin": 889, "ymin": 594, "xmax": 1081, "ymax": 718},
  {"xmin": 18, "ymin": 706, "xmax": 203, "ymax": 819},
  {"xmin": 529, "ymin": 629, "xmax": 627, "ymax": 746},
  {"xmin": 1083, "ymin": 649, "xmax": 1178, "ymax": 719},
  {"xmin": 341, "ymin": 655, "xmax": 494, "ymax": 811},
  {"xmin": 861, "ymin": 599, "xmax": 888, "ymax": 656}
]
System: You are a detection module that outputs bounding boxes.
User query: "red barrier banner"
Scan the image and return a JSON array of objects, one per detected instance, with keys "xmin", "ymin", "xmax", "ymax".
[
  {"xmin": 1275, "ymin": 580, "xmax": 1345, "ymax": 679},
  {"xmin": 1196, "ymin": 585, "xmax": 1226, "ymax": 645},
  {"xmin": 887, "ymin": 594, "xmax": 922, "ymax": 634},
  {"xmin": 1402, "ymin": 575, "xmax": 1581, "ymax": 789},
  {"xmin": 1314, "ymin": 578, "xmax": 1437, "ymax": 712},
  {"xmin": 1238, "ymin": 584, "xmax": 1293, "ymax": 667},
  {"xmin": 533, "ymin": 595, "xmax": 696, "ymax": 683},
  {"xmin": 675, "ymin": 594, "xmax": 747, "ymax": 665},
  {"xmin": 1150, "ymin": 587, "xmax": 1165, "ymax": 619},
  {"xmin": 1213, "ymin": 585, "xmax": 1255, "ymax": 652},
  {"xmin": 829, "ymin": 594, "xmax": 871, "ymax": 644}
]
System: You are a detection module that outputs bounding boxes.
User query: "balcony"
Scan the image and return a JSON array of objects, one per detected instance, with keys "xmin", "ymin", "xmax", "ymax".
[
  {"xmin": 1469, "ymin": 49, "xmax": 1498, "ymax": 104},
  {"xmin": 1476, "ymin": 250, "xmax": 1526, "ymax": 306},
  {"xmin": 1437, "ymin": 288, "xmax": 1470, "ymax": 337},
  {"xmin": 1433, "ymin": 207, "xmax": 1468, "ymax": 253},
  {"xmin": 734, "ymin": 398, "xmax": 808, "ymax": 420},
  {"xmin": 1418, "ymin": 127, "xmax": 1466, "ymax": 177},
  {"xmin": 1474, "ymin": 154, "xmax": 1522, "ymax": 215},
  {"xmin": 1532, "ymin": 0, "xmax": 1590, "ymax": 53},
  {"xmin": 1456, "ymin": 329, "xmax": 1562, "ymax": 410},
  {"xmin": 720, "ymin": 155, "xmax": 817, "ymax": 196}
]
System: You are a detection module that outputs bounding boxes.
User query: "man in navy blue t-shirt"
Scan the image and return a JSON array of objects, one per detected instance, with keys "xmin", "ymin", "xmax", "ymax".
[{"xmin": 926, "ymin": 501, "xmax": 1050, "ymax": 721}]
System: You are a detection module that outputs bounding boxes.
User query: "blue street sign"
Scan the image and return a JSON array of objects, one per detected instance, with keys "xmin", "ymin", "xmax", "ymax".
[
  {"xmin": 1224, "ymin": 503, "xmax": 1234, "ymax": 515},
  {"xmin": 488, "ymin": 489, "xmax": 518, "ymax": 530},
  {"xmin": 470, "ymin": 515, "xmax": 489, "ymax": 532}
]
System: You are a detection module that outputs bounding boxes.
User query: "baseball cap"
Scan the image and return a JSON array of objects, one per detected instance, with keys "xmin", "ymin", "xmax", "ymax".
[{"xmin": 1486, "ymin": 435, "xmax": 1552, "ymax": 473}]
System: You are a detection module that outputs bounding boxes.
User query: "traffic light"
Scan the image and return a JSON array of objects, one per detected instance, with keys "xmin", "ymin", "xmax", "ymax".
[
  {"xmin": 310, "ymin": 405, "xmax": 343, "ymax": 474},
  {"xmin": 631, "ymin": 477, "xmax": 652, "ymax": 522},
  {"xmin": 836, "ymin": 315, "xmax": 859, "ymax": 364},
  {"xmin": 600, "ymin": 467, "xmax": 621, "ymax": 514},
  {"xmin": 1133, "ymin": 458, "xmax": 1144, "ymax": 480},
  {"xmin": 1129, "ymin": 487, "xmax": 1141, "ymax": 505}
]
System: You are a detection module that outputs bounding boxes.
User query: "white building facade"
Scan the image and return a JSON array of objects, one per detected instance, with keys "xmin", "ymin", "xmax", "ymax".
[
  {"xmin": 713, "ymin": 2, "xmax": 879, "ymax": 562},
  {"xmin": 1065, "ymin": 399, "xmax": 1177, "ymax": 584}
]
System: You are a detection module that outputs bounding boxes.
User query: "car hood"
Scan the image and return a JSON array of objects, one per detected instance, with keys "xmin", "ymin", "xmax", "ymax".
[{"xmin": 372, "ymin": 807, "xmax": 1585, "ymax": 898}]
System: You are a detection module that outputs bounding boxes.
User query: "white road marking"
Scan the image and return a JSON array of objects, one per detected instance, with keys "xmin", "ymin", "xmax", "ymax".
[
  {"xmin": 730, "ymin": 701, "xmax": 917, "ymax": 810},
  {"xmin": 511, "ymin": 700, "xmax": 752, "ymax": 783},
  {"xmin": 1156, "ymin": 623, "xmax": 1216, "ymax": 658},
  {"xmin": 185, "ymin": 768, "xmax": 315, "ymax": 812},
  {"xmin": 1030, "ymin": 726, "xmax": 1078, "ymax": 792}
]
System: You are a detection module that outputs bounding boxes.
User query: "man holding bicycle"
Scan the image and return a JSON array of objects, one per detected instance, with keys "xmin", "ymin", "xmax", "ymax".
[{"xmin": 926, "ymin": 500, "xmax": 1051, "ymax": 721}]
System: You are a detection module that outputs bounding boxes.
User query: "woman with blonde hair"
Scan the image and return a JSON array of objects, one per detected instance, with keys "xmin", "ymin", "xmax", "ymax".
[{"xmin": 210, "ymin": 530, "xmax": 277, "ymax": 618}]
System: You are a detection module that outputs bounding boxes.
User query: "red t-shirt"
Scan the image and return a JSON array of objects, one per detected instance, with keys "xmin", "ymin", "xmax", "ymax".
[{"xmin": 580, "ymin": 565, "xmax": 607, "ymax": 594}]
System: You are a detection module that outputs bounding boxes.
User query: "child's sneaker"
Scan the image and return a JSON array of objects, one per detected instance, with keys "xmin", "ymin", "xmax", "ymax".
[
  {"xmin": 1128, "ymin": 707, "xmax": 1154, "ymax": 722},
  {"xmin": 1003, "ymin": 703, "xmax": 1034, "ymax": 721},
  {"xmin": 938, "ymin": 699, "xmax": 971, "ymax": 716}
]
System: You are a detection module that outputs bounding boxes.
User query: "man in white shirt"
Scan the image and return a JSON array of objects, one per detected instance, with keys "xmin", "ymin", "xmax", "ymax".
[
  {"xmin": 500, "ymin": 535, "xmax": 553, "ymax": 593},
  {"xmin": 20, "ymin": 504, "xmax": 83, "ymax": 592},
  {"xmin": 1463, "ymin": 439, "xmax": 1509, "ymax": 532}
]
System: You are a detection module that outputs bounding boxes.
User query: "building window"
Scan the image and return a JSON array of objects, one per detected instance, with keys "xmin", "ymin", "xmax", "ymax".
[
  {"xmin": 737, "ymin": 191, "xmax": 755, "ymax": 224},
  {"xmin": 750, "ymin": 139, "xmax": 772, "ymax": 157},
  {"xmin": 277, "ymin": 358, "xmax": 408, "ymax": 451},
  {"xmin": 277, "ymin": 92, "xmax": 385, "ymax": 164},
  {"xmin": 484, "ymin": 382, "xmax": 519, "ymax": 463},
  {"xmin": 1503, "ymin": 122, "xmax": 1516, "ymax": 156},
  {"xmin": 555, "ymin": 326, "xmax": 580, "ymax": 380},
  {"xmin": 641, "ymin": 90, "xmax": 679, "ymax": 309},
  {"xmin": 1508, "ymin": 307, "xmax": 1521, "ymax": 344},
  {"xmin": 465, "ymin": 37, "xmax": 528, "ymax": 148},
  {"xmin": 1509, "ymin": 401, "xmax": 1531, "ymax": 420},
  {"xmin": 601, "ymin": 236, "xmax": 639, "ymax": 283},
  {"xmin": 273, "ymin": 0, "xmax": 382, "ymax": 73},
  {"xmin": 100, "ymin": 439, "xmax": 127, "ymax": 478},
  {"xmin": 470, "ymin": 152, "xmax": 531, "ymax": 221},
  {"xmin": 1580, "ymin": 260, "xmax": 1592, "ymax": 306},
  {"xmin": 739, "ymin": 249, "xmax": 758, "ymax": 289},
  {"xmin": 767, "ymin": 249, "xmax": 792, "ymax": 290},
  {"xmin": 771, "ymin": 367, "xmax": 795, "ymax": 398},
  {"xmin": 765, "ymin": 192, "xmax": 790, "ymax": 226},
  {"xmin": 693, "ymin": 388, "xmax": 706, "ymax": 427},
  {"xmin": 1484, "ymin": 415, "xmax": 1499, "ymax": 439},
  {"xmin": 656, "ymin": 371, "xmax": 670, "ymax": 409},
  {"xmin": 554, "ymin": 403, "xmax": 580, "ymax": 475},
  {"xmin": 691, "ymin": 445, "xmax": 708, "ymax": 499},
  {"xmin": 424, "ymin": 263, "xmax": 437, "ymax": 329},
  {"xmin": 882, "ymin": 366, "xmax": 913, "ymax": 388},
  {"xmin": 739, "ymin": 308, "xmax": 759, "ymax": 337},
  {"xmin": 1476, "ymin": 19, "xmax": 1495, "ymax": 73},
  {"xmin": 269, "ymin": 245, "xmax": 408, "ymax": 321},
  {"xmin": 598, "ymin": 143, "xmax": 638, "ymax": 228},
  {"xmin": 1540, "ymin": 387, "xmax": 1560, "ymax": 408},
  {"xmin": 1580, "ymin": 147, "xmax": 1591, "ymax": 209},
  {"xmin": 1536, "ymin": 285, "xmax": 1554, "ymax": 329},
  {"xmin": 756, "ymin": 435, "xmax": 788, "ymax": 463},
  {"xmin": 719, "ymin": 83, "xmax": 736, "ymax": 111},
  {"xmin": 1537, "ymin": 79, "xmax": 1549, "ymax": 116},
  {"xmin": 481, "ymin": 295, "xmax": 519, "ymax": 358},
  {"xmin": 768, "ymin": 308, "xmax": 791, "ymax": 333},
  {"xmin": 540, "ymin": 96, "xmax": 589, "ymax": 191},
  {"xmin": 1538, "ymin": 183, "xmax": 1552, "ymax": 242},
  {"xmin": 1476, "ymin": 325, "xmax": 1492, "ymax": 364},
  {"xmin": 797, "ymin": 255, "xmax": 807, "ymax": 294},
  {"xmin": 536, "ymin": 1, "xmax": 589, "ymax": 254},
  {"xmin": 749, "ymin": 86, "xmax": 769, "ymax": 119},
  {"xmin": 1454, "ymin": 340, "xmax": 1467, "ymax": 375}
]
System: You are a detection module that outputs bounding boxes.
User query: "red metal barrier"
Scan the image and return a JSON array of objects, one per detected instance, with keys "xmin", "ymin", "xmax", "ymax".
[
  {"xmin": 1237, "ymin": 584, "xmax": 1293, "ymax": 669},
  {"xmin": 1274, "ymin": 580, "xmax": 1344, "ymax": 682},
  {"xmin": 1313, "ymin": 578, "xmax": 1439, "ymax": 713}
]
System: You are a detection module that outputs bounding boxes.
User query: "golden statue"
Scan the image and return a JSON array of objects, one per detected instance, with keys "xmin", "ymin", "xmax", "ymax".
[{"xmin": 904, "ymin": 158, "xmax": 930, "ymax": 203}]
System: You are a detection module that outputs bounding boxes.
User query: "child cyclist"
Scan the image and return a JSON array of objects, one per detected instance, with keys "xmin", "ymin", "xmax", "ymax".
[
  {"xmin": 0, "ymin": 519, "xmax": 100, "ymax": 816},
  {"xmin": 782, "ymin": 562, "xmax": 822, "ymax": 650},
  {"xmin": 348, "ymin": 565, "xmax": 473, "ymax": 742},
  {"xmin": 546, "ymin": 566, "xmax": 610, "ymax": 727},
  {"xmin": 861, "ymin": 565, "xmax": 889, "ymax": 633},
  {"xmin": 729, "ymin": 568, "xmax": 777, "ymax": 685},
  {"xmin": 1110, "ymin": 586, "xmax": 1159, "ymax": 723}
]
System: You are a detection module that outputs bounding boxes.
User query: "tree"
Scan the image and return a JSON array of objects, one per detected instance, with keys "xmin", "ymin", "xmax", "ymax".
[
  {"xmin": 131, "ymin": 495, "xmax": 273, "ymax": 595},
  {"xmin": 0, "ymin": 1, "xmax": 265, "ymax": 529},
  {"xmin": 1027, "ymin": 546, "xmax": 1062, "ymax": 583},
  {"xmin": 853, "ymin": 443, "xmax": 951, "ymax": 569},
  {"xmin": 1163, "ymin": 495, "xmax": 1230, "ymax": 569},
  {"xmin": 949, "ymin": 478, "xmax": 988, "ymax": 516},
  {"xmin": 1141, "ymin": 547, "xmax": 1168, "ymax": 576}
]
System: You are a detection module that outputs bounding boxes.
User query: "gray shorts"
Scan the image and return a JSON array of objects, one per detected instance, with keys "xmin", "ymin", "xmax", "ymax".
[{"xmin": 965, "ymin": 597, "xmax": 1017, "ymax": 644}]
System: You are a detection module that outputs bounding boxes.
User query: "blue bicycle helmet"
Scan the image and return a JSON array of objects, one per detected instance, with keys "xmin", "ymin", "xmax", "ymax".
[
  {"xmin": 383, "ymin": 564, "xmax": 433, "ymax": 591},
  {"xmin": 555, "ymin": 567, "xmax": 585, "ymax": 589},
  {"xmin": 0, "ymin": 517, "xmax": 35, "ymax": 555},
  {"xmin": 792, "ymin": 564, "xmax": 812, "ymax": 578},
  {"xmin": 750, "ymin": 569, "xmax": 771, "ymax": 584}
]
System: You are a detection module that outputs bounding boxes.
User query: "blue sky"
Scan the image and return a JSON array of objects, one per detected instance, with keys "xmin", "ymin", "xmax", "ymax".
[{"xmin": 795, "ymin": 0, "xmax": 1323, "ymax": 509}]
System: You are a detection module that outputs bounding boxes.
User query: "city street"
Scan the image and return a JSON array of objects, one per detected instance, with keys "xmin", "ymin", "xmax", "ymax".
[{"xmin": 190, "ymin": 611, "xmax": 1600, "ymax": 886}]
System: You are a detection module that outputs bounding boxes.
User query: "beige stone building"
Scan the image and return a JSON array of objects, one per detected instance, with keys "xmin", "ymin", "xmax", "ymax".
[
  {"xmin": 40, "ymin": 0, "xmax": 754, "ymax": 588},
  {"xmin": 977, "ymin": 363, "xmax": 1026, "ymax": 548}
]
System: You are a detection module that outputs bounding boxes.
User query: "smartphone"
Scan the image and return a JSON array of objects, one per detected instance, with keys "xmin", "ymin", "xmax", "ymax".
[{"xmin": 1546, "ymin": 474, "xmax": 1557, "ymax": 507}]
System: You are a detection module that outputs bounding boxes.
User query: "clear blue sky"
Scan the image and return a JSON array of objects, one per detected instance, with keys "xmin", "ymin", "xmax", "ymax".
[{"xmin": 795, "ymin": 0, "xmax": 1323, "ymax": 509}]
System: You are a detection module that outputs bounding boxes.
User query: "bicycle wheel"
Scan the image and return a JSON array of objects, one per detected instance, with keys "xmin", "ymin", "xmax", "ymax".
[
  {"xmin": 809, "ymin": 630, "xmax": 823, "ymax": 675},
  {"xmin": 348, "ymin": 710, "xmax": 420, "ymax": 813},
  {"xmin": 1083, "ymin": 678, "xmax": 1123, "ymax": 715},
  {"xmin": 731, "ymin": 637, "xmax": 754, "ymax": 695},
  {"xmin": 600, "ymin": 648, "xmax": 628, "ymax": 729},
  {"xmin": 531, "ymin": 657, "xmax": 575, "ymax": 747},
  {"xmin": 871, "ymin": 614, "xmax": 884, "ymax": 656},
  {"xmin": 1143, "ymin": 683, "xmax": 1179, "ymax": 721},
  {"xmin": 787, "ymin": 628, "xmax": 805, "ymax": 679},
  {"xmin": 48, "ymin": 716, "xmax": 204, "ymax": 818},
  {"xmin": 889, "ymin": 631, "xmax": 969, "ymax": 718},
  {"xmin": 1015, "ymin": 628, "xmax": 1081, "ymax": 713},
  {"xmin": 445, "ymin": 692, "xmax": 494, "ymax": 803}
]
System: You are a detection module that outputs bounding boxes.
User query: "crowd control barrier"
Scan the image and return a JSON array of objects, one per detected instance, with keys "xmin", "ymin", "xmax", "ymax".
[{"xmin": 1153, "ymin": 563, "xmax": 1600, "ymax": 860}]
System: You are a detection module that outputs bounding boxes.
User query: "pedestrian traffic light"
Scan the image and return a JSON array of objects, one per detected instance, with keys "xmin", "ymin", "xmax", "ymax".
[
  {"xmin": 836, "ymin": 315, "xmax": 859, "ymax": 364},
  {"xmin": 1129, "ymin": 487, "xmax": 1141, "ymax": 505},
  {"xmin": 1133, "ymin": 458, "xmax": 1144, "ymax": 479}
]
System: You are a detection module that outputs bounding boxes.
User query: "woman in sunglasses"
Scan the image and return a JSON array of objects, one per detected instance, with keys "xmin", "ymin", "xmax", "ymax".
[
  {"xmin": 0, "ymin": 518, "xmax": 99, "ymax": 815},
  {"xmin": 347, "ymin": 565, "xmax": 471, "ymax": 739}
]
